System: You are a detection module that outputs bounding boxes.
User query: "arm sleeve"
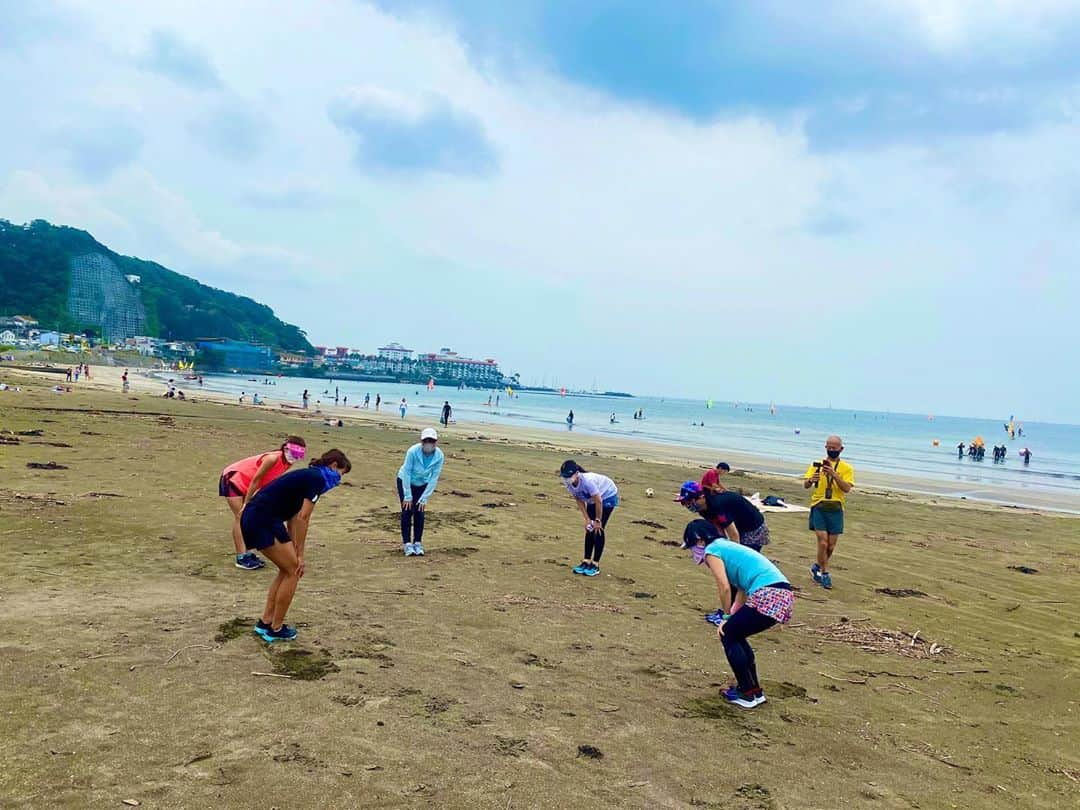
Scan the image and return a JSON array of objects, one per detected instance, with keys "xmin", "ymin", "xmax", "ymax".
[
  {"xmin": 418, "ymin": 453, "xmax": 444, "ymax": 503},
  {"xmin": 397, "ymin": 447, "xmax": 414, "ymax": 486}
]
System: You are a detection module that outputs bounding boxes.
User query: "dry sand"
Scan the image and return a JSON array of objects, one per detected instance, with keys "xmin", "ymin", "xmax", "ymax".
[{"xmin": 1, "ymin": 365, "xmax": 1078, "ymax": 809}]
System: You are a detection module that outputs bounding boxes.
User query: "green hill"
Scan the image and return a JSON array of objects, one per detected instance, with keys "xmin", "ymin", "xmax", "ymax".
[{"xmin": 0, "ymin": 219, "xmax": 313, "ymax": 352}]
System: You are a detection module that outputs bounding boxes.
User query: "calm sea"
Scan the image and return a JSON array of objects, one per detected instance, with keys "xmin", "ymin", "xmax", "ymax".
[{"xmin": 192, "ymin": 373, "xmax": 1080, "ymax": 503}]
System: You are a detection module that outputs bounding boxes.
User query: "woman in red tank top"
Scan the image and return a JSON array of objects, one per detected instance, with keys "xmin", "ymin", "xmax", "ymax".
[{"xmin": 219, "ymin": 435, "xmax": 306, "ymax": 570}]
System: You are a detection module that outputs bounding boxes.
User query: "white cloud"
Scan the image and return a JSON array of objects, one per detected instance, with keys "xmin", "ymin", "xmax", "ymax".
[{"xmin": 0, "ymin": 0, "xmax": 1077, "ymax": 419}]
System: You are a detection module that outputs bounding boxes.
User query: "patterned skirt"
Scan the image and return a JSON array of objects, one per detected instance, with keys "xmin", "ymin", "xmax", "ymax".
[
  {"xmin": 747, "ymin": 586, "xmax": 794, "ymax": 624},
  {"xmin": 742, "ymin": 523, "xmax": 770, "ymax": 548}
]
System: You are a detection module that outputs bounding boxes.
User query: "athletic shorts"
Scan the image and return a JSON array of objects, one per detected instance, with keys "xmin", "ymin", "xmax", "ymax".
[
  {"xmin": 809, "ymin": 505, "xmax": 844, "ymax": 535},
  {"xmin": 240, "ymin": 507, "xmax": 291, "ymax": 551},
  {"xmin": 218, "ymin": 472, "xmax": 245, "ymax": 498}
]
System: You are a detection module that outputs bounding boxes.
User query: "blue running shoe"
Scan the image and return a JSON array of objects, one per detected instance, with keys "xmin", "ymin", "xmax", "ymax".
[
  {"xmin": 821, "ymin": 571, "xmax": 833, "ymax": 590},
  {"xmin": 722, "ymin": 686, "xmax": 741, "ymax": 701},
  {"xmin": 810, "ymin": 562, "xmax": 822, "ymax": 583},
  {"xmin": 235, "ymin": 553, "xmax": 261, "ymax": 570},
  {"xmin": 572, "ymin": 563, "xmax": 587, "ymax": 575},
  {"xmin": 404, "ymin": 543, "xmax": 415, "ymax": 557},
  {"xmin": 257, "ymin": 624, "xmax": 298, "ymax": 642},
  {"xmin": 705, "ymin": 611, "xmax": 724, "ymax": 625},
  {"xmin": 583, "ymin": 564, "xmax": 600, "ymax": 577},
  {"xmin": 730, "ymin": 688, "xmax": 765, "ymax": 709},
  {"xmin": 413, "ymin": 542, "xmax": 425, "ymax": 556}
]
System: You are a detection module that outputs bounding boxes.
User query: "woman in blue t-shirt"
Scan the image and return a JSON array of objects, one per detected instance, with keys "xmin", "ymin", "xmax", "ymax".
[
  {"xmin": 240, "ymin": 448, "xmax": 351, "ymax": 642},
  {"xmin": 681, "ymin": 519, "xmax": 794, "ymax": 709},
  {"xmin": 559, "ymin": 459, "xmax": 619, "ymax": 577}
]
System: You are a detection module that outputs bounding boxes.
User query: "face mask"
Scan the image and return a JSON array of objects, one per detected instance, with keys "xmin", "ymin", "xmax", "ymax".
[
  {"xmin": 318, "ymin": 466, "xmax": 342, "ymax": 493},
  {"xmin": 691, "ymin": 545, "xmax": 707, "ymax": 565},
  {"xmin": 684, "ymin": 501, "xmax": 700, "ymax": 513},
  {"xmin": 284, "ymin": 443, "xmax": 306, "ymax": 464},
  {"xmin": 421, "ymin": 442, "xmax": 437, "ymax": 455},
  {"xmin": 826, "ymin": 449, "xmax": 841, "ymax": 459}
]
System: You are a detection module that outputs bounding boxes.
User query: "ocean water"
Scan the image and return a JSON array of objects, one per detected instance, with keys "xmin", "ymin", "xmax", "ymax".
[{"xmin": 191, "ymin": 373, "xmax": 1080, "ymax": 501}]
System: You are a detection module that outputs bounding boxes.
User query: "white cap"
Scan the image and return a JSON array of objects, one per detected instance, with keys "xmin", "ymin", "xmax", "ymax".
[{"xmin": 420, "ymin": 427, "xmax": 439, "ymax": 441}]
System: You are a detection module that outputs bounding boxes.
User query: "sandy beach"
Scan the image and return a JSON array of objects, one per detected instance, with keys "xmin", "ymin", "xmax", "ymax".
[
  {"xmin": 14, "ymin": 362, "xmax": 1080, "ymax": 514},
  {"xmin": 0, "ymin": 363, "xmax": 1077, "ymax": 808}
]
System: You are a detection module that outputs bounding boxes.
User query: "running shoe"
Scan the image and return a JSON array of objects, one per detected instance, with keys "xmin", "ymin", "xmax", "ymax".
[
  {"xmin": 722, "ymin": 686, "xmax": 741, "ymax": 701},
  {"xmin": 257, "ymin": 624, "xmax": 298, "ymax": 642},
  {"xmin": 705, "ymin": 611, "xmax": 725, "ymax": 626},
  {"xmin": 821, "ymin": 572, "xmax": 833, "ymax": 590},
  {"xmin": 729, "ymin": 688, "xmax": 765, "ymax": 709},
  {"xmin": 235, "ymin": 553, "xmax": 261, "ymax": 570},
  {"xmin": 810, "ymin": 562, "xmax": 822, "ymax": 584},
  {"xmin": 413, "ymin": 542, "xmax": 425, "ymax": 556},
  {"xmin": 572, "ymin": 563, "xmax": 587, "ymax": 575},
  {"xmin": 404, "ymin": 543, "xmax": 416, "ymax": 556},
  {"xmin": 582, "ymin": 564, "xmax": 600, "ymax": 577},
  {"xmin": 250, "ymin": 554, "xmax": 266, "ymax": 569}
]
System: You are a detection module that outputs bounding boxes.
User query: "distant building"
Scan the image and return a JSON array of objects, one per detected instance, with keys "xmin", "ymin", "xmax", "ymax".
[
  {"xmin": 125, "ymin": 274, "xmax": 141, "ymax": 285},
  {"xmin": 416, "ymin": 347, "xmax": 502, "ymax": 387},
  {"xmin": 196, "ymin": 338, "xmax": 272, "ymax": 371},
  {"xmin": 0, "ymin": 330, "xmax": 16, "ymax": 344},
  {"xmin": 36, "ymin": 331, "xmax": 61, "ymax": 346},
  {"xmin": 378, "ymin": 342, "xmax": 414, "ymax": 362},
  {"xmin": 277, "ymin": 351, "xmax": 310, "ymax": 367}
]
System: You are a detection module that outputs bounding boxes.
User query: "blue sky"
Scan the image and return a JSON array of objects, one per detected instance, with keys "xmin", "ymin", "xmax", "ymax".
[{"xmin": 1, "ymin": 0, "xmax": 1078, "ymax": 421}]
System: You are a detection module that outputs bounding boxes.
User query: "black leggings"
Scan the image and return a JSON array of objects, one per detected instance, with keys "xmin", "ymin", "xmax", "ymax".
[
  {"xmin": 584, "ymin": 502, "xmax": 615, "ymax": 562},
  {"xmin": 721, "ymin": 583, "xmax": 791, "ymax": 690},
  {"xmin": 396, "ymin": 480, "xmax": 428, "ymax": 543}
]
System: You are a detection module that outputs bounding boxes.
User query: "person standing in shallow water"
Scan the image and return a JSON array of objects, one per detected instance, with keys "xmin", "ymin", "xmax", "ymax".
[
  {"xmin": 240, "ymin": 449, "xmax": 351, "ymax": 642},
  {"xmin": 805, "ymin": 435, "xmax": 855, "ymax": 590},
  {"xmin": 681, "ymin": 519, "xmax": 794, "ymax": 709},
  {"xmin": 397, "ymin": 428, "xmax": 445, "ymax": 557},
  {"xmin": 559, "ymin": 460, "xmax": 618, "ymax": 577}
]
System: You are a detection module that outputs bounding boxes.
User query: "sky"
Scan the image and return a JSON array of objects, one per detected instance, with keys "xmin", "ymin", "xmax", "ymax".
[{"xmin": 1, "ymin": 0, "xmax": 1078, "ymax": 422}]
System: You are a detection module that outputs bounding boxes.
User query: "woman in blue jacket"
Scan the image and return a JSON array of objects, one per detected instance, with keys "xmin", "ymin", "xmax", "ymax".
[{"xmin": 397, "ymin": 427, "xmax": 445, "ymax": 556}]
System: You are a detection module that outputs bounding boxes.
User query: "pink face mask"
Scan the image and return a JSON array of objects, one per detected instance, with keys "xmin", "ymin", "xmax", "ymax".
[
  {"xmin": 284, "ymin": 443, "xmax": 306, "ymax": 463},
  {"xmin": 691, "ymin": 545, "xmax": 707, "ymax": 565}
]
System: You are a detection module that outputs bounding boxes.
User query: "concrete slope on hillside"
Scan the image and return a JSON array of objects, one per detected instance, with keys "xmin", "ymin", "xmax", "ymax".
[{"xmin": 67, "ymin": 252, "xmax": 147, "ymax": 340}]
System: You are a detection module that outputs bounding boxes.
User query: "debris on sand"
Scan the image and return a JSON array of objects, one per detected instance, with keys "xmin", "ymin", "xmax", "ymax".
[
  {"xmin": 875, "ymin": 588, "xmax": 928, "ymax": 598},
  {"xmin": 481, "ymin": 501, "xmax": 516, "ymax": 508},
  {"xmin": 808, "ymin": 622, "xmax": 948, "ymax": 659},
  {"xmin": 577, "ymin": 744, "xmax": 603, "ymax": 760},
  {"xmin": 631, "ymin": 519, "xmax": 667, "ymax": 529},
  {"xmin": 632, "ymin": 592, "xmax": 656, "ymax": 599},
  {"xmin": 26, "ymin": 461, "xmax": 69, "ymax": 470},
  {"xmin": 1007, "ymin": 565, "xmax": 1038, "ymax": 575},
  {"xmin": 495, "ymin": 594, "xmax": 624, "ymax": 614}
]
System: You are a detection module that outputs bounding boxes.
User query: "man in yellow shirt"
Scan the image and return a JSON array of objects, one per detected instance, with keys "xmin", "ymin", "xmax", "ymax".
[{"xmin": 804, "ymin": 435, "xmax": 854, "ymax": 590}]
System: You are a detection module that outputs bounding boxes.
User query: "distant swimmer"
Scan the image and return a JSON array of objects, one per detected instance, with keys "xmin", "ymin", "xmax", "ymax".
[
  {"xmin": 566, "ymin": 410, "xmax": 574, "ymax": 429},
  {"xmin": 1021, "ymin": 448, "xmax": 1032, "ymax": 465},
  {"xmin": 609, "ymin": 412, "xmax": 617, "ymax": 424},
  {"xmin": 957, "ymin": 441, "xmax": 965, "ymax": 459}
]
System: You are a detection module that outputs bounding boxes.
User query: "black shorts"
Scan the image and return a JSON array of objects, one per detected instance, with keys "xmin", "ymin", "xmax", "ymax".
[
  {"xmin": 240, "ymin": 507, "xmax": 291, "ymax": 551},
  {"xmin": 218, "ymin": 472, "xmax": 245, "ymax": 498}
]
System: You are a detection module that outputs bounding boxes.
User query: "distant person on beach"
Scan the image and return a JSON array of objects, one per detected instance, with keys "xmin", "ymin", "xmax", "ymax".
[
  {"xmin": 220, "ymin": 436, "xmax": 307, "ymax": 570},
  {"xmin": 302, "ymin": 389, "xmax": 309, "ymax": 410},
  {"xmin": 364, "ymin": 393, "xmax": 370, "ymax": 409},
  {"xmin": 1021, "ymin": 448, "xmax": 1032, "ymax": 465},
  {"xmin": 399, "ymin": 397, "xmax": 407, "ymax": 419},
  {"xmin": 804, "ymin": 435, "xmax": 854, "ymax": 590},
  {"xmin": 675, "ymin": 481, "xmax": 770, "ymax": 553},
  {"xmin": 441, "ymin": 400, "xmax": 452, "ymax": 426},
  {"xmin": 560, "ymin": 460, "xmax": 619, "ymax": 577},
  {"xmin": 680, "ymin": 519, "xmax": 794, "ymax": 709},
  {"xmin": 66, "ymin": 367, "xmax": 73, "ymax": 382},
  {"xmin": 241, "ymin": 449, "xmax": 350, "ymax": 641},
  {"xmin": 566, "ymin": 410, "xmax": 574, "ymax": 429},
  {"xmin": 701, "ymin": 461, "xmax": 730, "ymax": 493},
  {"xmin": 253, "ymin": 392, "xmax": 263, "ymax": 405},
  {"xmin": 957, "ymin": 441, "xmax": 965, "ymax": 459},
  {"xmin": 121, "ymin": 370, "xmax": 129, "ymax": 393},
  {"xmin": 375, "ymin": 394, "xmax": 381, "ymax": 411},
  {"xmin": 397, "ymin": 428, "xmax": 445, "ymax": 557}
]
